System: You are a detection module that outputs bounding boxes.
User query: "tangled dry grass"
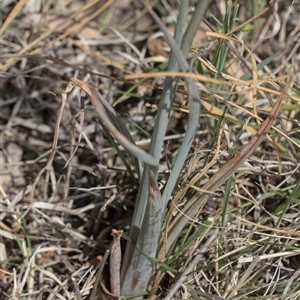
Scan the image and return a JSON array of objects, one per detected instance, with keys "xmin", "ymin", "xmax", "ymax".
[{"xmin": 1, "ymin": 0, "xmax": 300, "ymax": 299}]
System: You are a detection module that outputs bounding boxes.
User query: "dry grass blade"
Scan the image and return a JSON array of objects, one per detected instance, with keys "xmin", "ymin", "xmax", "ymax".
[
  {"xmin": 1, "ymin": 1, "xmax": 299, "ymax": 299},
  {"xmin": 226, "ymin": 256, "xmax": 260, "ymax": 298},
  {"xmin": 166, "ymin": 76, "xmax": 293, "ymax": 252},
  {"xmin": 0, "ymin": 0, "xmax": 26, "ymax": 35},
  {"xmin": 164, "ymin": 229, "xmax": 219, "ymax": 300},
  {"xmin": 236, "ymin": 217, "xmax": 300, "ymax": 238},
  {"xmin": 1, "ymin": 0, "xmax": 114, "ymax": 70},
  {"xmin": 28, "ymin": 79, "xmax": 71, "ymax": 203},
  {"xmin": 125, "ymin": 71, "xmax": 300, "ymax": 102}
]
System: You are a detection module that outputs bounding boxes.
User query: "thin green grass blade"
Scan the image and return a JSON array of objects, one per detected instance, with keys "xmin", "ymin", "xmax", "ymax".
[
  {"xmin": 241, "ymin": 48, "xmax": 284, "ymax": 80},
  {"xmin": 275, "ymin": 178, "xmax": 300, "ymax": 227},
  {"xmin": 168, "ymin": 216, "xmax": 217, "ymax": 265},
  {"xmin": 99, "ymin": 118, "xmax": 138, "ymax": 182},
  {"xmin": 123, "ymin": 117, "xmax": 152, "ymax": 139},
  {"xmin": 221, "ymin": 174, "xmax": 233, "ymax": 229}
]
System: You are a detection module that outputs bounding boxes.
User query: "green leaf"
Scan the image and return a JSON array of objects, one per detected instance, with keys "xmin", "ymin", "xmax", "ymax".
[{"xmin": 241, "ymin": 49, "xmax": 284, "ymax": 80}]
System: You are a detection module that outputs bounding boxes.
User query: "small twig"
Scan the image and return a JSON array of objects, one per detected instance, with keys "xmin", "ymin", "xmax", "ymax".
[
  {"xmin": 89, "ymin": 250, "xmax": 110, "ymax": 300},
  {"xmin": 72, "ymin": 277, "xmax": 82, "ymax": 300},
  {"xmin": 28, "ymin": 81, "xmax": 71, "ymax": 203}
]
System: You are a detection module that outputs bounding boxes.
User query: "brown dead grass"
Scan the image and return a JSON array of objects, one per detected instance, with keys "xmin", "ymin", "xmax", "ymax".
[{"xmin": 1, "ymin": 0, "xmax": 300, "ymax": 299}]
